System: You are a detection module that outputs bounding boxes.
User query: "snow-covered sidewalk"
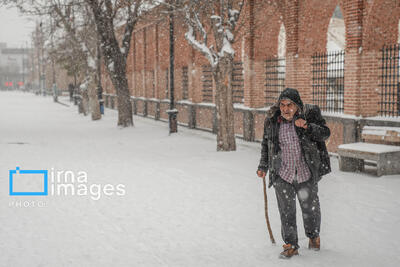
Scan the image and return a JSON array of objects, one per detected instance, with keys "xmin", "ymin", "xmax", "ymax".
[{"xmin": 0, "ymin": 91, "xmax": 399, "ymax": 267}]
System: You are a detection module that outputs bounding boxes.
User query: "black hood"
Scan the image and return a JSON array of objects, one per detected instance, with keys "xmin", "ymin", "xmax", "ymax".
[{"xmin": 278, "ymin": 88, "xmax": 304, "ymax": 111}]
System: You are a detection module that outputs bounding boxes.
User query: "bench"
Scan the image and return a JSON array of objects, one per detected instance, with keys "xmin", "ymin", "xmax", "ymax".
[{"xmin": 338, "ymin": 126, "xmax": 400, "ymax": 176}]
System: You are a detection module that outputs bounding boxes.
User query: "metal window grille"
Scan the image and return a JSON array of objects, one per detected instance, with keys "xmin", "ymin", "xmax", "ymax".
[
  {"xmin": 312, "ymin": 50, "xmax": 345, "ymax": 113},
  {"xmin": 265, "ymin": 57, "xmax": 285, "ymax": 106},
  {"xmin": 380, "ymin": 44, "xmax": 400, "ymax": 117},
  {"xmin": 165, "ymin": 68, "xmax": 169, "ymax": 99},
  {"xmin": 151, "ymin": 70, "xmax": 155, "ymax": 98},
  {"xmin": 232, "ymin": 61, "xmax": 244, "ymax": 103},
  {"xmin": 182, "ymin": 66, "xmax": 189, "ymax": 100},
  {"xmin": 201, "ymin": 64, "xmax": 213, "ymax": 102}
]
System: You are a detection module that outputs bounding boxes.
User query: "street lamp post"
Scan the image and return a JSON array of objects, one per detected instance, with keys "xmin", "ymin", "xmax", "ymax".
[
  {"xmin": 167, "ymin": 9, "xmax": 178, "ymax": 134},
  {"xmin": 97, "ymin": 34, "xmax": 104, "ymax": 115},
  {"xmin": 39, "ymin": 21, "xmax": 46, "ymax": 96},
  {"xmin": 51, "ymin": 18, "xmax": 58, "ymax": 102},
  {"xmin": 36, "ymin": 23, "xmax": 41, "ymax": 95}
]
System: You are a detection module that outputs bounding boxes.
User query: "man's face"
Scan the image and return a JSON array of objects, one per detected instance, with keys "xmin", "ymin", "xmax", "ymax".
[{"xmin": 280, "ymin": 99, "xmax": 298, "ymax": 121}]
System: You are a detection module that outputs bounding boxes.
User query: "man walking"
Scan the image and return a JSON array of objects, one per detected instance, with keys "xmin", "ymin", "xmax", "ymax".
[{"xmin": 257, "ymin": 88, "xmax": 331, "ymax": 258}]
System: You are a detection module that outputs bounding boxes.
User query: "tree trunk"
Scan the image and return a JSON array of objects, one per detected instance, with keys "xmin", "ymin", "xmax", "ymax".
[
  {"xmin": 89, "ymin": 72, "xmax": 101, "ymax": 120},
  {"xmin": 213, "ymin": 57, "xmax": 236, "ymax": 151},
  {"xmin": 82, "ymin": 88, "xmax": 90, "ymax": 116},
  {"xmin": 86, "ymin": 0, "xmax": 135, "ymax": 128},
  {"xmin": 111, "ymin": 65, "xmax": 133, "ymax": 127}
]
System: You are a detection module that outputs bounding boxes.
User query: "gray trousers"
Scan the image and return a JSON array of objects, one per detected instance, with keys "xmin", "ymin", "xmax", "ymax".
[{"xmin": 273, "ymin": 176, "xmax": 321, "ymax": 248}]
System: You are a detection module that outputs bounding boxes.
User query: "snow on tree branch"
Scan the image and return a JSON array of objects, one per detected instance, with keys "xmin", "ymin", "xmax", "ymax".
[
  {"xmin": 179, "ymin": 0, "xmax": 244, "ymax": 67},
  {"xmin": 120, "ymin": 0, "xmax": 141, "ymax": 58},
  {"xmin": 184, "ymin": 23, "xmax": 218, "ymax": 67}
]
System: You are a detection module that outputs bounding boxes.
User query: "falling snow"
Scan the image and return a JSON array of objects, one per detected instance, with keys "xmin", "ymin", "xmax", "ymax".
[{"xmin": 0, "ymin": 92, "xmax": 400, "ymax": 266}]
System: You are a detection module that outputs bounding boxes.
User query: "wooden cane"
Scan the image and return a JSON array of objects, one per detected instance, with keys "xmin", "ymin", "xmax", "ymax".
[{"xmin": 262, "ymin": 176, "xmax": 276, "ymax": 244}]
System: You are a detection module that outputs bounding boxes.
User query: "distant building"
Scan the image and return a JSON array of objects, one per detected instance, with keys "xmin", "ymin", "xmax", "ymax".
[{"xmin": 0, "ymin": 44, "xmax": 30, "ymax": 90}]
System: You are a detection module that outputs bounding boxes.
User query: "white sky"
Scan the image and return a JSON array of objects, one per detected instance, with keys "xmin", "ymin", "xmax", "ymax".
[{"xmin": 0, "ymin": 6, "xmax": 35, "ymax": 48}]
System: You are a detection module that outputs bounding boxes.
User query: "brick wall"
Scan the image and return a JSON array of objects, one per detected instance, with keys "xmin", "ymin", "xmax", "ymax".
[
  {"xmin": 326, "ymin": 120, "xmax": 344, "ymax": 153},
  {"xmin": 101, "ymin": 0, "xmax": 400, "ymax": 152},
  {"xmin": 136, "ymin": 99, "xmax": 145, "ymax": 115},
  {"xmin": 254, "ymin": 112, "xmax": 267, "ymax": 140},
  {"xmin": 159, "ymin": 101, "xmax": 169, "ymax": 120},
  {"xmin": 196, "ymin": 106, "xmax": 214, "ymax": 130},
  {"xmin": 233, "ymin": 110, "xmax": 244, "ymax": 136},
  {"xmin": 147, "ymin": 101, "xmax": 157, "ymax": 118},
  {"xmin": 176, "ymin": 104, "xmax": 190, "ymax": 125}
]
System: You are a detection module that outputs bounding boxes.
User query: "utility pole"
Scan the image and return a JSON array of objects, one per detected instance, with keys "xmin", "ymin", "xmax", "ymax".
[
  {"xmin": 36, "ymin": 23, "xmax": 41, "ymax": 95},
  {"xmin": 97, "ymin": 33, "xmax": 104, "ymax": 114},
  {"xmin": 40, "ymin": 21, "xmax": 46, "ymax": 96},
  {"xmin": 51, "ymin": 18, "xmax": 57, "ymax": 102},
  {"xmin": 30, "ymin": 36, "xmax": 35, "ymax": 92},
  {"xmin": 167, "ymin": 8, "xmax": 178, "ymax": 134}
]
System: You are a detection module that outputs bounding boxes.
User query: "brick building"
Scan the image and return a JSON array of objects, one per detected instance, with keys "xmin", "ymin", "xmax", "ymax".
[{"xmin": 102, "ymin": 0, "xmax": 400, "ymax": 152}]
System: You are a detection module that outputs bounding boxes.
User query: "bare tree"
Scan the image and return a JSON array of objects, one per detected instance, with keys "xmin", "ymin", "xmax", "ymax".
[
  {"xmin": 163, "ymin": 0, "xmax": 245, "ymax": 151},
  {"xmin": 3, "ymin": 0, "xmax": 103, "ymax": 120},
  {"xmin": 53, "ymin": 2, "xmax": 103, "ymax": 120},
  {"xmin": 50, "ymin": 31, "xmax": 86, "ymax": 89},
  {"xmin": 84, "ymin": 0, "xmax": 152, "ymax": 127},
  {"xmin": 49, "ymin": 3, "xmax": 103, "ymax": 119}
]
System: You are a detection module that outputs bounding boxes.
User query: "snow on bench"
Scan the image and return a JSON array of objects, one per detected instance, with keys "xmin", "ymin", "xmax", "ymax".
[
  {"xmin": 338, "ymin": 126, "xmax": 400, "ymax": 176},
  {"xmin": 362, "ymin": 126, "xmax": 400, "ymax": 145},
  {"xmin": 338, "ymin": 142, "xmax": 400, "ymax": 154}
]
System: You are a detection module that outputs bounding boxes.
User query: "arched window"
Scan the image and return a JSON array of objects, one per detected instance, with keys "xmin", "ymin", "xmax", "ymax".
[
  {"xmin": 398, "ymin": 19, "xmax": 400, "ymax": 44},
  {"xmin": 327, "ymin": 5, "xmax": 345, "ymax": 52},
  {"xmin": 277, "ymin": 23, "xmax": 286, "ymax": 95},
  {"xmin": 313, "ymin": 5, "xmax": 345, "ymax": 113},
  {"xmin": 379, "ymin": 19, "xmax": 400, "ymax": 116},
  {"xmin": 278, "ymin": 23, "xmax": 286, "ymax": 59},
  {"xmin": 265, "ymin": 23, "xmax": 286, "ymax": 106}
]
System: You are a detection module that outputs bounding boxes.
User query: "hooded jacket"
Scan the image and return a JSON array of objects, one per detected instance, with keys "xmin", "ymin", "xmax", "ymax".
[{"xmin": 258, "ymin": 88, "xmax": 331, "ymax": 187}]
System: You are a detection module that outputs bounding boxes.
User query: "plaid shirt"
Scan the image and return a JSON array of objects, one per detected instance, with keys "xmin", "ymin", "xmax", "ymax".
[{"xmin": 278, "ymin": 118, "xmax": 311, "ymax": 184}]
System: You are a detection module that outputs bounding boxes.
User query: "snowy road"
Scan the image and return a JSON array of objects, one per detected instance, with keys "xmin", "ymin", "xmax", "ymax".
[{"xmin": 0, "ymin": 91, "xmax": 399, "ymax": 267}]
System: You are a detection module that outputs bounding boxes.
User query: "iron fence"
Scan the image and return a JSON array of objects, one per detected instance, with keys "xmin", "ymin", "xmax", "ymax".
[
  {"xmin": 312, "ymin": 50, "xmax": 345, "ymax": 113},
  {"xmin": 380, "ymin": 44, "xmax": 400, "ymax": 117},
  {"xmin": 165, "ymin": 68, "xmax": 169, "ymax": 99},
  {"xmin": 232, "ymin": 61, "xmax": 244, "ymax": 103},
  {"xmin": 182, "ymin": 66, "xmax": 189, "ymax": 100},
  {"xmin": 265, "ymin": 57, "xmax": 285, "ymax": 106},
  {"xmin": 151, "ymin": 70, "xmax": 155, "ymax": 98},
  {"xmin": 201, "ymin": 65, "xmax": 213, "ymax": 102}
]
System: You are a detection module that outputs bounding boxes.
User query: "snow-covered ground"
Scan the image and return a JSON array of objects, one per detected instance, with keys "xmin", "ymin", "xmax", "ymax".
[{"xmin": 0, "ymin": 91, "xmax": 399, "ymax": 267}]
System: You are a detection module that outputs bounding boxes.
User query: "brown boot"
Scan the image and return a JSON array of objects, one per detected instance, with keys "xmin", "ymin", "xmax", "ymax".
[
  {"xmin": 279, "ymin": 244, "xmax": 299, "ymax": 259},
  {"xmin": 308, "ymin": 236, "xmax": 320, "ymax": 251}
]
